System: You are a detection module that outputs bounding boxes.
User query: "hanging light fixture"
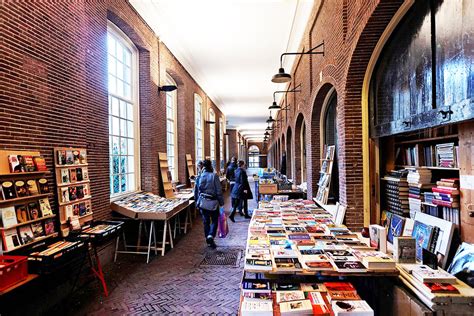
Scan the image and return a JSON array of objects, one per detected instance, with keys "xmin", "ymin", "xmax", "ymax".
[
  {"xmin": 266, "ymin": 114, "xmax": 275, "ymax": 124},
  {"xmin": 271, "ymin": 41, "xmax": 324, "ymax": 83},
  {"xmin": 268, "ymin": 85, "xmax": 302, "ymax": 110},
  {"xmin": 264, "ymin": 131, "xmax": 270, "ymax": 137}
]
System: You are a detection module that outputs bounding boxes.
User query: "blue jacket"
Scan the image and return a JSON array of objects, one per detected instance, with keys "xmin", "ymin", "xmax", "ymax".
[
  {"xmin": 231, "ymin": 167, "xmax": 250, "ymax": 199},
  {"xmin": 226, "ymin": 162, "xmax": 237, "ymax": 181},
  {"xmin": 194, "ymin": 171, "xmax": 225, "ymax": 206}
]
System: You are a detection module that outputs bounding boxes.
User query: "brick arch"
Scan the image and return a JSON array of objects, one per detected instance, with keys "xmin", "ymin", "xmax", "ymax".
[
  {"xmin": 286, "ymin": 126, "xmax": 293, "ymax": 179},
  {"xmin": 309, "ymin": 82, "xmax": 337, "ymax": 198},
  {"xmin": 340, "ymin": 0, "xmax": 404, "ymax": 229},
  {"xmin": 294, "ymin": 112, "xmax": 306, "ymax": 184},
  {"xmin": 107, "ymin": 10, "xmax": 151, "ymax": 51}
]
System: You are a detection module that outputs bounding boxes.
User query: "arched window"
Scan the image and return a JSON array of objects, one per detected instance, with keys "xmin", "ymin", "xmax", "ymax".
[
  {"xmin": 166, "ymin": 74, "xmax": 178, "ymax": 181},
  {"xmin": 194, "ymin": 94, "xmax": 204, "ymax": 163},
  {"xmin": 248, "ymin": 145, "xmax": 260, "ymax": 168},
  {"xmin": 219, "ymin": 117, "xmax": 225, "ymax": 168},
  {"xmin": 107, "ymin": 22, "xmax": 140, "ymax": 197},
  {"xmin": 209, "ymin": 108, "xmax": 216, "ymax": 165},
  {"xmin": 323, "ymin": 91, "xmax": 339, "ymax": 202},
  {"xmin": 301, "ymin": 121, "xmax": 307, "ymax": 181}
]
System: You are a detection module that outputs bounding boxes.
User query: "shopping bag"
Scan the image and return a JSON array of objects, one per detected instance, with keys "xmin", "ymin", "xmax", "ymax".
[{"xmin": 218, "ymin": 207, "xmax": 229, "ymax": 238}]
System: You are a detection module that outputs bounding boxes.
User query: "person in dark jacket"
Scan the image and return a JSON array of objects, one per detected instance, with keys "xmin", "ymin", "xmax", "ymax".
[
  {"xmin": 193, "ymin": 160, "xmax": 204, "ymax": 202},
  {"xmin": 226, "ymin": 157, "xmax": 238, "ymax": 214},
  {"xmin": 194, "ymin": 159, "xmax": 224, "ymax": 249},
  {"xmin": 230, "ymin": 160, "xmax": 252, "ymax": 222}
]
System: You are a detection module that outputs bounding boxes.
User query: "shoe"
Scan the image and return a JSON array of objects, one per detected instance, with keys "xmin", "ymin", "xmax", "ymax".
[
  {"xmin": 206, "ymin": 236, "xmax": 213, "ymax": 245},
  {"xmin": 229, "ymin": 214, "xmax": 235, "ymax": 223},
  {"xmin": 244, "ymin": 215, "xmax": 251, "ymax": 219},
  {"xmin": 239, "ymin": 211, "xmax": 244, "ymax": 216},
  {"xmin": 209, "ymin": 238, "xmax": 217, "ymax": 249}
]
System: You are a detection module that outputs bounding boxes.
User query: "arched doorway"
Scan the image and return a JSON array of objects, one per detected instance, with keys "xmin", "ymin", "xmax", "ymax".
[
  {"xmin": 294, "ymin": 113, "xmax": 306, "ymax": 184},
  {"xmin": 322, "ymin": 90, "xmax": 339, "ymax": 203},
  {"xmin": 248, "ymin": 145, "xmax": 260, "ymax": 168},
  {"xmin": 286, "ymin": 127, "xmax": 292, "ymax": 179},
  {"xmin": 280, "ymin": 134, "xmax": 286, "ymax": 175}
]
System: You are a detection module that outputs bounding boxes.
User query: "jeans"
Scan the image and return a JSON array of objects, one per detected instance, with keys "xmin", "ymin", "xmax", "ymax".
[{"xmin": 200, "ymin": 208, "xmax": 219, "ymax": 238}]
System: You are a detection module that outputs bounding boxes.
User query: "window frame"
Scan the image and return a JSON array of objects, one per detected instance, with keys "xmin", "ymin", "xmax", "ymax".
[
  {"xmin": 107, "ymin": 21, "xmax": 141, "ymax": 199},
  {"xmin": 209, "ymin": 108, "xmax": 216, "ymax": 163},
  {"xmin": 194, "ymin": 94, "xmax": 204, "ymax": 163},
  {"xmin": 165, "ymin": 74, "xmax": 178, "ymax": 181},
  {"xmin": 219, "ymin": 117, "xmax": 224, "ymax": 168}
]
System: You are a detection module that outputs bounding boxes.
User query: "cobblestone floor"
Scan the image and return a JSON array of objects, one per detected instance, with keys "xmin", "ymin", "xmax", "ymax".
[{"xmin": 67, "ymin": 181, "xmax": 255, "ymax": 316}]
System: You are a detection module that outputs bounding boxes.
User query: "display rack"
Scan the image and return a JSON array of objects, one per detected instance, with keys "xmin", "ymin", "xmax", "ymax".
[
  {"xmin": 158, "ymin": 152, "xmax": 174, "ymax": 198},
  {"xmin": 0, "ymin": 150, "xmax": 57, "ymax": 255},
  {"xmin": 185, "ymin": 153, "xmax": 195, "ymax": 187},
  {"xmin": 53, "ymin": 147, "xmax": 92, "ymax": 236},
  {"xmin": 315, "ymin": 145, "xmax": 335, "ymax": 204}
]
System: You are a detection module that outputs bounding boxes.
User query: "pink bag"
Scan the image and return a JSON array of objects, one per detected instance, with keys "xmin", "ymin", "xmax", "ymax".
[{"xmin": 218, "ymin": 207, "xmax": 229, "ymax": 238}]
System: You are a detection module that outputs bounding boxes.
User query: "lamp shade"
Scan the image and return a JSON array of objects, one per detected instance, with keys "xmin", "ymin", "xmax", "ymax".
[
  {"xmin": 158, "ymin": 85, "xmax": 178, "ymax": 92},
  {"xmin": 271, "ymin": 67, "xmax": 292, "ymax": 83},
  {"xmin": 265, "ymin": 126, "xmax": 272, "ymax": 131},
  {"xmin": 269, "ymin": 101, "xmax": 281, "ymax": 110},
  {"xmin": 266, "ymin": 115, "xmax": 275, "ymax": 123},
  {"xmin": 264, "ymin": 131, "xmax": 270, "ymax": 136}
]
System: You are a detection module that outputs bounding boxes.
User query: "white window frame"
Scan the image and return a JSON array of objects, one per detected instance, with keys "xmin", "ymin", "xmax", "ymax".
[
  {"xmin": 107, "ymin": 22, "xmax": 141, "ymax": 199},
  {"xmin": 165, "ymin": 74, "xmax": 178, "ymax": 181},
  {"xmin": 209, "ymin": 108, "xmax": 216, "ymax": 163},
  {"xmin": 219, "ymin": 117, "xmax": 224, "ymax": 167},
  {"xmin": 194, "ymin": 94, "xmax": 204, "ymax": 163}
]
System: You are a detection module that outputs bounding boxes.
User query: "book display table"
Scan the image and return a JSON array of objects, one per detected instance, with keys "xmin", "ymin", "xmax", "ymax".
[{"xmin": 110, "ymin": 192, "xmax": 193, "ymax": 263}]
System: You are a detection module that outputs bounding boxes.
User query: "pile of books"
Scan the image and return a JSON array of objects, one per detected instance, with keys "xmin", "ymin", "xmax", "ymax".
[
  {"xmin": 431, "ymin": 178, "xmax": 460, "ymax": 225},
  {"xmin": 406, "ymin": 169, "xmax": 433, "ymax": 218},
  {"xmin": 382, "ymin": 170, "xmax": 409, "ymax": 216},
  {"xmin": 244, "ymin": 200, "xmax": 397, "ymax": 274},
  {"xmin": 435, "ymin": 143, "xmax": 459, "ymax": 168},
  {"xmin": 241, "ymin": 280, "xmax": 374, "ymax": 316}
]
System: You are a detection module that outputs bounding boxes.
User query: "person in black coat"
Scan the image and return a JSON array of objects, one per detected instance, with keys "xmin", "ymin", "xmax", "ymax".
[
  {"xmin": 230, "ymin": 160, "xmax": 252, "ymax": 222},
  {"xmin": 226, "ymin": 157, "xmax": 238, "ymax": 211}
]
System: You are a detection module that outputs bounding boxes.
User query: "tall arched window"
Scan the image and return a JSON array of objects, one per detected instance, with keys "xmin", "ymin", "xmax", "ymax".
[
  {"xmin": 166, "ymin": 74, "xmax": 178, "ymax": 181},
  {"xmin": 248, "ymin": 145, "xmax": 260, "ymax": 168},
  {"xmin": 301, "ymin": 121, "xmax": 307, "ymax": 181},
  {"xmin": 107, "ymin": 22, "xmax": 140, "ymax": 197},
  {"xmin": 194, "ymin": 94, "xmax": 204, "ymax": 163},
  {"xmin": 219, "ymin": 117, "xmax": 224, "ymax": 168},
  {"xmin": 209, "ymin": 108, "xmax": 216, "ymax": 165},
  {"xmin": 323, "ymin": 91, "xmax": 339, "ymax": 203}
]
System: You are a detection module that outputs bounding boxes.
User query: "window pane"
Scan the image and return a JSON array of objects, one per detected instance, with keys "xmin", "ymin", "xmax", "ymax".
[
  {"xmin": 127, "ymin": 103, "xmax": 133, "ymax": 120},
  {"xmin": 120, "ymin": 156, "xmax": 127, "ymax": 174},
  {"xmin": 113, "ymin": 175, "xmax": 120, "ymax": 193},
  {"xmin": 112, "ymin": 155, "xmax": 119, "ymax": 174},
  {"xmin": 120, "ymin": 174, "xmax": 127, "ymax": 192},
  {"xmin": 112, "ymin": 136, "xmax": 120, "ymax": 155},
  {"xmin": 128, "ymin": 155, "xmax": 135, "ymax": 173},
  {"xmin": 120, "ymin": 138, "xmax": 127, "ymax": 155},
  {"xmin": 120, "ymin": 119, "xmax": 127, "ymax": 137},
  {"xmin": 127, "ymin": 121, "xmax": 134, "ymax": 138}
]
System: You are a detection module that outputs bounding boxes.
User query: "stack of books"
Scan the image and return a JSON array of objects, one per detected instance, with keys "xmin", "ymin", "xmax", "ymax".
[
  {"xmin": 407, "ymin": 169, "xmax": 433, "ymax": 218},
  {"xmin": 435, "ymin": 142, "xmax": 458, "ymax": 168},
  {"xmin": 382, "ymin": 170, "xmax": 409, "ymax": 216},
  {"xmin": 432, "ymin": 178, "xmax": 460, "ymax": 225}
]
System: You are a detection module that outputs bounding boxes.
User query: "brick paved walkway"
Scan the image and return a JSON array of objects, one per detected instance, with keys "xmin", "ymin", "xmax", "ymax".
[{"xmin": 67, "ymin": 181, "xmax": 255, "ymax": 316}]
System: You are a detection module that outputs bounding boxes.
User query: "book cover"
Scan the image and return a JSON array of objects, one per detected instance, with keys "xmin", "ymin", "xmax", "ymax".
[
  {"xmin": 279, "ymin": 299, "xmax": 313, "ymax": 315},
  {"xmin": 402, "ymin": 218, "xmax": 414, "ymax": 236},
  {"xmin": 424, "ymin": 282, "xmax": 459, "ymax": 293},
  {"xmin": 273, "ymin": 283, "xmax": 300, "ymax": 291},
  {"xmin": 300, "ymin": 283, "xmax": 326, "ymax": 292},
  {"xmin": 274, "ymin": 258, "xmax": 303, "ymax": 271},
  {"xmin": 276, "ymin": 290, "xmax": 305, "ymax": 303},
  {"xmin": 328, "ymin": 290, "xmax": 360, "ymax": 302},
  {"xmin": 66, "ymin": 150, "xmax": 74, "ymax": 164},
  {"xmin": 61, "ymin": 169, "xmax": 70, "ymax": 184},
  {"xmin": 72, "ymin": 150, "xmax": 81, "ymax": 164},
  {"xmin": 44, "ymin": 218, "xmax": 55, "ymax": 235},
  {"xmin": 31, "ymin": 222, "xmax": 45, "ymax": 238},
  {"xmin": 76, "ymin": 185, "xmax": 84, "ymax": 199},
  {"xmin": 28, "ymin": 202, "xmax": 40, "ymax": 220},
  {"xmin": 39, "ymin": 198, "xmax": 53, "ymax": 216},
  {"xmin": 15, "ymin": 180, "xmax": 29, "ymax": 197},
  {"xmin": 57, "ymin": 150, "xmax": 67, "ymax": 165},
  {"xmin": 388, "ymin": 214, "xmax": 405, "ymax": 243},
  {"xmin": 76, "ymin": 168, "xmax": 83, "ymax": 181},
  {"xmin": 332, "ymin": 260, "xmax": 367, "ymax": 273},
  {"xmin": 242, "ymin": 280, "xmax": 271, "ymax": 293},
  {"xmin": 68, "ymin": 186, "xmax": 77, "ymax": 201},
  {"xmin": 33, "ymin": 156, "xmax": 48, "ymax": 171},
  {"xmin": 82, "ymin": 167, "xmax": 89, "ymax": 180},
  {"xmin": 412, "ymin": 221, "xmax": 434, "ymax": 261},
  {"xmin": 70, "ymin": 168, "xmax": 77, "ymax": 182},
  {"xmin": 79, "ymin": 149, "xmax": 87, "ymax": 164},
  {"xmin": 78, "ymin": 202, "xmax": 87, "ymax": 216},
  {"xmin": 304, "ymin": 260, "xmax": 334, "ymax": 271},
  {"xmin": 307, "ymin": 292, "xmax": 330, "ymax": 315},
  {"xmin": 369, "ymin": 224, "xmax": 387, "ymax": 253},
  {"xmin": 241, "ymin": 298, "xmax": 273, "ymax": 316},
  {"xmin": 18, "ymin": 224, "xmax": 35, "ymax": 244},
  {"xmin": 15, "ymin": 205, "xmax": 29, "ymax": 223},
  {"xmin": 331, "ymin": 300, "xmax": 374, "ymax": 316},
  {"xmin": 8, "ymin": 155, "xmax": 25, "ymax": 173},
  {"xmin": 393, "ymin": 236, "xmax": 416, "ymax": 263},
  {"xmin": 38, "ymin": 178, "xmax": 50, "ymax": 194},
  {"xmin": 0, "ymin": 206, "xmax": 18, "ymax": 228},
  {"xmin": 23, "ymin": 155, "xmax": 35, "ymax": 172},
  {"xmin": 412, "ymin": 265, "xmax": 457, "ymax": 284},
  {"xmin": 1, "ymin": 227, "xmax": 21, "ymax": 251},
  {"xmin": 26, "ymin": 179, "xmax": 39, "ymax": 195},
  {"xmin": 323, "ymin": 282, "xmax": 355, "ymax": 292},
  {"xmin": 61, "ymin": 187, "xmax": 70, "ymax": 203}
]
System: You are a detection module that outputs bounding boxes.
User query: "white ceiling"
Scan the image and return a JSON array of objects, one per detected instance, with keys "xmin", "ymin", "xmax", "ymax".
[{"xmin": 130, "ymin": 0, "xmax": 314, "ymax": 141}]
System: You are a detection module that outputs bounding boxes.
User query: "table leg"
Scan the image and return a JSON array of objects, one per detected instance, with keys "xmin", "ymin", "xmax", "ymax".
[
  {"xmin": 161, "ymin": 220, "xmax": 168, "ymax": 256},
  {"xmin": 184, "ymin": 208, "xmax": 189, "ymax": 234},
  {"xmin": 137, "ymin": 220, "xmax": 143, "ymax": 249},
  {"xmin": 114, "ymin": 235, "xmax": 120, "ymax": 262},
  {"xmin": 173, "ymin": 215, "xmax": 178, "ymax": 238},
  {"xmin": 152, "ymin": 221, "xmax": 158, "ymax": 256},
  {"xmin": 168, "ymin": 220, "xmax": 174, "ymax": 248},
  {"xmin": 146, "ymin": 221, "xmax": 154, "ymax": 264}
]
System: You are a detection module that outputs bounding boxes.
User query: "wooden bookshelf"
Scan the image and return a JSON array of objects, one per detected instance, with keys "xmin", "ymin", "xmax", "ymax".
[
  {"xmin": 158, "ymin": 152, "xmax": 174, "ymax": 198},
  {"xmin": 53, "ymin": 147, "xmax": 92, "ymax": 236},
  {"xmin": 2, "ymin": 233, "xmax": 58, "ymax": 253},
  {"xmin": 185, "ymin": 153, "xmax": 195, "ymax": 187},
  {"xmin": 0, "ymin": 171, "xmax": 50, "ymax": 178},
  {"xmin": 0, "ymin": 214, "xmax": 56, "ymax": 230},
  {"xmin": 0, "ymin": 193, "xmax": 50, "ymax": 207}
]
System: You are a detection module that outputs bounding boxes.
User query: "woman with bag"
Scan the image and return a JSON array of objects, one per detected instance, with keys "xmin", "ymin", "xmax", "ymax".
[
  {"xmin": 195, "ymin": 159, "xmax": 224, "ymax": 249},
  {"xmin": 229, "ymin": 160, "xmax": 252, "ymax": 222}
]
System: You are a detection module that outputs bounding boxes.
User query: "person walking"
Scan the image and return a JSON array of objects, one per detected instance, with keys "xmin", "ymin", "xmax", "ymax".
[
  {"xmin": 226, "ymin": 157, "xmax": 238, "ymax": 213},
  {"xmin": 230, "ymin": 160, "xmax": 252, "ymax": 222},
  {"xmin": 195, "ymin": 159, "xmax": 224, "ymax": 249}
]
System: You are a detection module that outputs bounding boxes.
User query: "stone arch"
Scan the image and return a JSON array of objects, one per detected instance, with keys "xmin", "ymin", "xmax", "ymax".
[{"xmin": 294, "ymin": 113, "xmax": 306, "ymax": 184}]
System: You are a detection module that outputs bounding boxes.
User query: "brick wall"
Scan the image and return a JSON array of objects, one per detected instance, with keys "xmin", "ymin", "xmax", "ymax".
[
  {"xmin": 0, "ymin": 0, "xmax": 226, "ymax": 220},
  {"xmin": 268, "ymin": 0, "xmax": 404, "ymax": 229}
]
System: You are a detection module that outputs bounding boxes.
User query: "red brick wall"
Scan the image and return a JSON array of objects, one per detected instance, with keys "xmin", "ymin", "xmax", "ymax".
[
  {"xmin": 0, "ymin": 0, "xmax": 225, "ymax": 220},
  {"xmin": 268, "ymin": 0, "xmax": 404, "ymax": 229}
]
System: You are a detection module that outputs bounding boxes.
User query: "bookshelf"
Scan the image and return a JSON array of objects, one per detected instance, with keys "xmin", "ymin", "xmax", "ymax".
[
  {"xmin": 315, "ymin": 145, "xmax": 335, "ymax": 204},
  {"xmin": 0, "ymin": 150, "xmax": 57, "ymax": 255},
  {"xmin": 158, "ymin": 152, "xmax": 174, "ymax": 198},
  {"xmin": 185, "ymin": 153, "xmax": 195, "ymax": 187},
  {"xmin": 54, "ymin": 147, "xmax": 93, "ymax": 236}
]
